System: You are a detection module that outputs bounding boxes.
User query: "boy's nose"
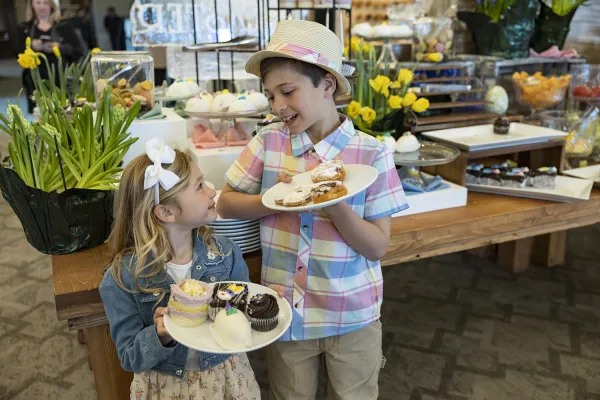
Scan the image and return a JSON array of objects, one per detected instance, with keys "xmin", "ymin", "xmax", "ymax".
[{"xmin": 273, "ymin": 97, "xmax": 287, "ymax": 114}]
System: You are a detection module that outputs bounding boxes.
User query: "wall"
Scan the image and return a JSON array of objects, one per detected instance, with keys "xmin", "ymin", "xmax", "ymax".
[{"xmin": 92, "ymin": 0, "xmax": 131, "ymax": 50}]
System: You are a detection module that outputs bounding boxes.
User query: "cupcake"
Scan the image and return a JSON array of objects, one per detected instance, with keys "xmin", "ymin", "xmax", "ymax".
[
  {"xmin": 246, "ymin": 294, "xmax": 280, "ymax": 332},
  {"xmin": 490, "ymin": 162, "xmax": 511, "ymax": 172},
  {"xmin": 212, "ymin": 90, "xmax": 237, "ymax": 112},
  {"xmin": 167, "ymin": 78, "xmax": 200, "ymax": 98},
  {"xmin": 466, "ymin": 163, "xmax": 484, "ymax": 184},
  {"xmin": 208, "ymin": 283, "xmax": 249, "ymax": 320},
  {"xmin": 199, "ymin": 90, "xmax": 214, "ymax": 106},
  {"xmin": 480, "ymin": 168, "xmax": 501, "ymax": 186},
  {"xmin": 501, "ymin": 170, "xmax": 528, "ymax": 188},
  {"xmin": 494, "ymin": 117, "xmax": 510, "ymax": 135},
  {"xmin": 168, "ymin": 279, "xmax": 212, "ymax": 327},
  {"xmin": 186, "ymin": 96, "xmax": 212, "ymax": 112},
  {"xmin": 247, "ymin": 92, "xmax": 269, "ymax": 110},
  {"xmin": 228, "ymin": 96, "xmax": 257, "ymax": 113},
  {"xmin": 395, "ymin": 131, "xmax": 420, "ymax": 153},
  {"xmin": 530, "ymin": 167, "xmax": 557, "ymax": 189}
]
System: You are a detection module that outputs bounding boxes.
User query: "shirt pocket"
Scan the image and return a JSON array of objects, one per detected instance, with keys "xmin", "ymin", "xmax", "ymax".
[
  {"xmin": 202, "ymin": 265, "xmax": 233, "ymax": 284},
  {"xmin": 136, "ymin": 286, "xmax": 171, "ymax": 325}
]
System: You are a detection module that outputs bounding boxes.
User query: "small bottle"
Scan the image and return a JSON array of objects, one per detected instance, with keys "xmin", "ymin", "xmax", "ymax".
[
  {"xmin": 314, "ymin": 0, "xmax": 333, "ymax": 8},
  {"xmin": 297, "ymin": 0, "xmax": 314, "ymax": 7},
  {"xmin": 279, "ymin": 0, "xmax": 297, "ymax": 8}
]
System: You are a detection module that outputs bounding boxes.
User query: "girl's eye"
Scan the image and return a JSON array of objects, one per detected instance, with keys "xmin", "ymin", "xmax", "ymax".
[{"xmin": 198, "ymin": 183, "xmax": 204, "ymax": 190}]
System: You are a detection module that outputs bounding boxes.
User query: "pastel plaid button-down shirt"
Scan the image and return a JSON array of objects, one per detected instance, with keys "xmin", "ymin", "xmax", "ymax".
[{"xmin": 224, "ymin": 116, "xmax": 408, "ymax": 341}]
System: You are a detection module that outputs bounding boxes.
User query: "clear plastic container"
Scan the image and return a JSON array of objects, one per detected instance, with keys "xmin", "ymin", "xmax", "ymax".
[
  {"xmin": 413, "ymin": 17, "xmax": 454, "ymax": 62},
  {"xmin": 91, "ymin": 51, "xmax": 155, "ymax": 114},
  {"xmin": 540, "ymin": 108, "xmax": 599, "ymax": 157}
]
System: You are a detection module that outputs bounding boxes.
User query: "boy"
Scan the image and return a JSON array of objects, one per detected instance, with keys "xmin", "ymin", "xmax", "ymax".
[{"xmin": 217, "ymin": 20, "xmax": 408, "ymax": 399}]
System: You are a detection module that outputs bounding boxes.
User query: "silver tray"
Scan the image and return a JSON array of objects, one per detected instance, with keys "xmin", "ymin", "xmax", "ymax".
[{"xmin": 393, "ymin": 141, "xmax": 460, "ymax": 167}]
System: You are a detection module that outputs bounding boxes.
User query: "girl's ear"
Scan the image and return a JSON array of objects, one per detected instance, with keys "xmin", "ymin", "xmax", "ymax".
[
  {"xmin": 322, "ymin": 73, "xmax": 337, "ymax": 99},
  {"xmin": 154, "ymin": 204, "xmax": 176, "ymax": 223}
]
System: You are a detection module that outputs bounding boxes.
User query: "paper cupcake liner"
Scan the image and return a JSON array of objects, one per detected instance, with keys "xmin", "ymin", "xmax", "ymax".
[{"xmin": 249, "ymin": 315, "xmax": 279, "ymax": 332}]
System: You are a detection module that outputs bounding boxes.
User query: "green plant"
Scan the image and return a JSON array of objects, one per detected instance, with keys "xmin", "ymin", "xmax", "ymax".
[
  {"xmin": 544, "ymin": 0, "xmax": 588, "ymax": 16},
  {"xmin": 476, "ymin": 0, "xmax": 516, "ymax": 23},
  {"xmin": 0, "ymin": 90, "xmax": 139, "ymax": 192}
]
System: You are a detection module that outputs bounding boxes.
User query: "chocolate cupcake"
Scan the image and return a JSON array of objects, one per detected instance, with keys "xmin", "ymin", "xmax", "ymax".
[
  {"xmin": 530, "ymin": 167, "xmax": 557, "ymax": 189},
  {"xmin": 246, "ymin": 293, "xmax": 280, "ymax": 332},
  {"xmin": 480, "ymin": 168, "xmax": 502, "ymax": 186},
  {"xmin": 494, "ymin": 117, "xmax": 510, "ymax": 134},
  {"xmin": 208, "ymin": 283, "xmax": 249, "ymax": 320},
  {"xmin": 490, "ymin": 162, "xmax": 511, "ymax": 172},
  {"xmin": 501, "ymin": 170, "xmax": 528, "ymax": 188},
  {"xmin": 466, "ymin": 163, "xmax": 484, "ymax": 184}
]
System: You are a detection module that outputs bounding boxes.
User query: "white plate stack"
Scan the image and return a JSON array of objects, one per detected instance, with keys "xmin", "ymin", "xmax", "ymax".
[{"xmin": 209, "ymin": 189, "xmax": 261, "ymax": 253}]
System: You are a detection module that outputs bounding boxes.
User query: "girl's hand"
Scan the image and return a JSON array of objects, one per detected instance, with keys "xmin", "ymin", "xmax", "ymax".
[
  {"xmin": 269, "ymin": 284, "xmax": 285, "ymax": 298},
  {"xmin": 153, "ymin": 307, "xmax": 174, "ymax": 346},
  {"xmin": 31, "ymin": 39, "xmax": 43, "ymax": 51}
]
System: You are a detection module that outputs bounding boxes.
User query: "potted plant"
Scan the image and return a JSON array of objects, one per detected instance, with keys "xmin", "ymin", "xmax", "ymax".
[
  {"xmin": 343, "ymin": 38, "xmax": 430, "ymax": 142},
  {"xmin": 0, "ymin": 90, "xmax": 139, "ymax": 254},
  {"xmin": 458, "ymin": 0, "xmax": 540, "ymax": 59},
  {"xmin": 530, "ymin": 0, "xmax": 589, "ymax": 53}
]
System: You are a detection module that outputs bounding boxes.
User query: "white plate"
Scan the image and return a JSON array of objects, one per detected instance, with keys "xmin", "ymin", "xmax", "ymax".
[
  {"xmin": 240, "ymin": 243, "xmax": 262, "ymax": 253},
  {"xmin": 220, "ymin": 231, "xmax": 260, "ymax": 240},
  {"xmin": 562, "ymin": 165, "xmax": 600, "ymax": 188},
  {"xmin": 213, "ymin": 225, "xmax": 260, "ymax": 234},
  {"xmin": 210, "ymin": 219, "xmax": 260, "ymax": 226},
  {"xmin": 422, "ymin": 123, "xmax": 568, "ymax": 151},
  {"xmin": 466, "ymin": 175, "xmax": 593, "ymax": 203},
  {"xmin": 262, "ymin": 164, "xmax": 378, "ymax": 212},
  {"xmin": 231, "ymin": 236, "xmax": 261, "ymax": 245},
  {"xmin": 164, "ymin": 282, "xmax": 290, "ymax": 354}
]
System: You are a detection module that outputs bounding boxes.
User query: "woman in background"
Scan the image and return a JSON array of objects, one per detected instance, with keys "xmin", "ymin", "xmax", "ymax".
[{"xmin": 14, "ymin": 0, "xmax": 84, "ymax": 113}]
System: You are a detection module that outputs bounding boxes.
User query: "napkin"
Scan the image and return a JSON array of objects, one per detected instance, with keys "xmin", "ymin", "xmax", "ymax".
[
  {"xmin": 401, "ymin": 174, "xmax": 450, "ymax": 195},
  {"xmin": 529, "ymin": 46, "xmax": 579, "ymax": 59},
  {"xmin": 138, "ymin": 103, "xmax": 166, "ymax": 120},
  {"xmin": 192, "ymin": 123, "xmax": 251, "ymax": 149}
]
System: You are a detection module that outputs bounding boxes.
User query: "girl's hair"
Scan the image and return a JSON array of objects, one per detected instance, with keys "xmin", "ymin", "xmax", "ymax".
[
  {"xmin": 108, "ymin": 149, "xmax": 219, "ymax": 304},
  {"xmin": 27, "ymin": 0, "xmax": 62, "ymax": 23}
]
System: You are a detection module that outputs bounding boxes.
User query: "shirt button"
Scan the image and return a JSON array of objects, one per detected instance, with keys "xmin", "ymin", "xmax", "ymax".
[
  {"xmin": 210, "ymin": 276, "xmax": 216, "ymax": 282},
  {"xmin": 302, "ymin": 225, "xmax": 308, "ymax": 232},
  {"xmin": 196, "ymin": 265, "xmax": 202, "ymax": 270},
  {"xmin": 203, "ymin": 361, "xmax": 209, "ymax": 367},
  {"xmin": 297, "ymin": 266, "xmax": 303, "ymax": 272},
  {"xmin": 176, "ymin": 369, "xmax": 182, "ymax": 376},
  {"xmin": 295, "ymin": 303, "xmax": 300, "ymax": 308}
]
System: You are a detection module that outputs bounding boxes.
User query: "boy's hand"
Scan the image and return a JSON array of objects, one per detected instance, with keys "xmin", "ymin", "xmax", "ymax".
[
  {"xmin": 269, "ymin": 284, "xmax": 285, "ymax": 298},
  {"xmin": 276, "ymin": 172, "xmax": 293, "ymax": 184},
  {"xmin": 153, "ymin": 307, "xmax": 174, "ymax": 346}
]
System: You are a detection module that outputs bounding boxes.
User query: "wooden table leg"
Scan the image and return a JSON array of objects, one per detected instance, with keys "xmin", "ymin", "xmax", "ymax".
[
  {"xmin": 533, "ymin": 231, "xmax": 567, "ymax": 267},
  {"xmin": 497, "ymin": 237, "xmax": 534, "ymax": 273},
  {"xmin": 84, "ymin": 324, "xmax": 133, "ymax": 400}
]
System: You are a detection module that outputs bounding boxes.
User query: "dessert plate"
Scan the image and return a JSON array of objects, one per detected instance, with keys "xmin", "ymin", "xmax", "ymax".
[
  {"xmin": 262, "ymin": 164, "xmax": 378, "ymax": 212},
  {"xmin": 562, "ymin": 165, "xmax": 600, "ymax": 188},
  {"xmin": 164, "ymin": 281, "xmax": 291, "ymax": 354}
]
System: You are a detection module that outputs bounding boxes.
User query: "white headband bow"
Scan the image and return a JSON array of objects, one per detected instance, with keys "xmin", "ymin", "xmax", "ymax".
[{"xmin": 143, "ymin": 138, "xmax": 181, "ymax": 205}]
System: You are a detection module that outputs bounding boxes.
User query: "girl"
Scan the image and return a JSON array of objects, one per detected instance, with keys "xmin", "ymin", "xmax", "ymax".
[{"xmin": 100, "ymin": 139, "xmax": 261, "ymax": 399}]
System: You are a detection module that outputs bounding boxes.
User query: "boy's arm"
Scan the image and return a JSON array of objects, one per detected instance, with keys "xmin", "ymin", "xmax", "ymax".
[
  {"xmin": 217, "ymin": 183, "xmax": 275, "ymax": 220},
  {"xmin": 324, "ymin": 203, "xmax": 391, "ymax": 261}
]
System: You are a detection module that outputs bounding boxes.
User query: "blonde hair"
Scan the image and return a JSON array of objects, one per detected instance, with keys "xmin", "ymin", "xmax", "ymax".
[
  {"xmin": 108, "ymin": 150, "xmax": 219, "ymax": 305},
  {"xmin": 27, "ymin": 0, "xmax": 62, "ymax": 24}
]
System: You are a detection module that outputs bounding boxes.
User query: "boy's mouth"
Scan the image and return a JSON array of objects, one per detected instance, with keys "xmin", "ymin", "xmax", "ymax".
[{"xmin": 281, "ymin": 114, "xmax": 298, "ymax": 125}]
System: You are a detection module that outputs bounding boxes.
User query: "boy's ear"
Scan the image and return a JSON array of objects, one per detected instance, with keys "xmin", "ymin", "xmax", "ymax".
[
  {"xmin": 154, "ymin": 204, "xmax": 176, "ymax": 223},
  {"xmin": 322, "ymin": 73, "xmax": 337, "ymax": 98}
]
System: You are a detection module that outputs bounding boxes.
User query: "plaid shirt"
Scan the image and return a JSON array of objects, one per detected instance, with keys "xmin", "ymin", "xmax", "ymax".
[{"xmin": 224, "ymin": 116, "xmax": 408, "ymax": 341}]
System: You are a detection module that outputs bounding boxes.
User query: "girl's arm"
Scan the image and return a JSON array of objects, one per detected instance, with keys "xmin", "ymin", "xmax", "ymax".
[{"xmin": 99, "ymin": 270, "xmax": 179, "ymax": 373}]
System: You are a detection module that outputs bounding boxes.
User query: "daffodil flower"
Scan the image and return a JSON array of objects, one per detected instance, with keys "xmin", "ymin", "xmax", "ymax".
[
  {"xmin": 91, "ymin": 48, "xmax": 101, "ymax": 54},
  {"xmin": 411, "ymin": 98, "xmax": 430, "ymax": 113},
  {"xmin": 53, "ymin": 46, "xmax": 61, "ymax": 58},
  {"xmin": 347, "ymin": 100, "xmax": 361, "ymax": 118},
  {"xmin": 369, "ymin": 75, "xmax": 392, "ymax": 96},
  {"xmin": 402, "ymin": 92, "xmax": 417, "ymax": 107},
  {"xmin": 25, "ymin": 36, "xmax": 31, "ymax": 48},
  {"xmin": 388, "ymin": 95, "xmax": 403, "ymax": 109},
  {"xmin": 359, "ymin": 107, "xmax": 376, "ymax": 124},
  {"xmin": 397, "ymin": 69, "xmax": 414, "ymax": 85}
]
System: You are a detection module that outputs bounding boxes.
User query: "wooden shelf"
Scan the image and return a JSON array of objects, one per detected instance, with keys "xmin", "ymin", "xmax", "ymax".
[
  {"xmin": 412, "ymin": 76, "xmax": 474, "ymax": 84},
  {"xmin": 413, "ymin": 112, "xmax": 500, "ymax": 126}
]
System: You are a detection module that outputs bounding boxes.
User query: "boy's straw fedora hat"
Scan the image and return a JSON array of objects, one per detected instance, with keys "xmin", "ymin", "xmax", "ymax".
[{"xmin": 245, "ymin": 20, "xmax": 351, "ymax": 96}]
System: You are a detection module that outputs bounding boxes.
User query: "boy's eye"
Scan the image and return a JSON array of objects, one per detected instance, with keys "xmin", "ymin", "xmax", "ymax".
[{"xmin": 283, "ymin": 90, "xmax": 294, "ymax": 96}]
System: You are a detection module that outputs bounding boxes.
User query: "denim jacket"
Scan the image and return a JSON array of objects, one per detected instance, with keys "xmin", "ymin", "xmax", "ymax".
[{"xmin": 99, "ymin": 233, "xmax": 250, "ymax": 378}]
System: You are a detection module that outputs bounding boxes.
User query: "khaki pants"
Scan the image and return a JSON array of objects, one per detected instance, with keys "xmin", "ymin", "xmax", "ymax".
[{"xmin": 266, "ymin": 320, "xmax": 383, "ymax": 400}]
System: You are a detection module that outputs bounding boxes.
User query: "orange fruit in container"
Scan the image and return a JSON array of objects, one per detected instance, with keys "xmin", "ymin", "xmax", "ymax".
[{"xmin": 512, "ymin": 71, "xmax": 571, "ymax": 112}]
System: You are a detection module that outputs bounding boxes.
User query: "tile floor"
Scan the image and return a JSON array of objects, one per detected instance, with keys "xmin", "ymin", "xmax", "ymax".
[{"xmin": 1, "ymin": 76, "xmax": 600, "ymax": 400}]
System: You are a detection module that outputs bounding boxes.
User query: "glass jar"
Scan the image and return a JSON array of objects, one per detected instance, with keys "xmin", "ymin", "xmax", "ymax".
[
  {"xmin": 540, "ymin": 108, "xmax": 599, "ymax": 157},
  {"xmin": 91, "ymin": 51, "xmax": 155, "ymax": 114},
  {"xmin": 413, "ymin": 17, "xmax": 454, "ymax": 62}
]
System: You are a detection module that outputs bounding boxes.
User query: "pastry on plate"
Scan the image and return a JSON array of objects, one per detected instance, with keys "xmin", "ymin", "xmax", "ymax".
[
  {"xmin": 247, "ymin": 92, "xmax": 269, "ymax": 109},
  {"xmin": 395, "ymin": 132, "xmax": 420, "ymax": 153},
  {"xmin": 168, "ymin": 279, "xmax": 212, "ymax": 327},
  {"xmin": 166, "ymin": 78, "xmax": 200, "ymax": 98},
  {"xmin": 479, "ymin": 168, "xmax": 502, "ymax": 186},
  {"xmin": 246, "ymin": 293, "xmax": 280, "ymax": 332},
  {"xmin": 311, "ymin": 180, "xmax": 348, "ymax": 204},
  {"xmin": 186, "ymin": 96, "xmax": 212, "ymax": 113},
  {"xmin": 275, "ymin": 186, "xmax": 313, "ymax": 207},
  {"xmin": 501, "ymin": 170, "xmax": 528, "ymax": 188},
  {"xmin": 493, "ymin": 116, "xmax": 510, "ymax": 134},
  {"xmin": 529, "ymin": 166, "xmax": 557, "ymax": 189},
  {"xmin": 212, "ymin": 90, "xmax": 237, "ymax": 112},
  {"xmin": 228, "ymin": 96, "xmax": 257, "ymax": 113},
  {"xmin": 208, "ymin": 283, "xmax": 249, "ymax": 320},
  {"xmin": 465, "ymin": 163, "xmax": 484, "ymax": 184},
  {"xmin": 209, "ymin": 304, "xmax": 252, "ymax": 350},
  {"xmin": 311, "ymin": 160, "xmax": 346, "ymax": 183}
]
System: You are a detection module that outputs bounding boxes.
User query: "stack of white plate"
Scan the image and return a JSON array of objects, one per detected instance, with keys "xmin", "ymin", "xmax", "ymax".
[{"xmin": 209, "ymin": 189, "xmax": 261, "ymax": 253}]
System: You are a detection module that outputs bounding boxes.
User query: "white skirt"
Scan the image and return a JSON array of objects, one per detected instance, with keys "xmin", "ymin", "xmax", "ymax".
[{"xmin": 130, "ymin": 353, "xmax": 261, "ymax": 400}]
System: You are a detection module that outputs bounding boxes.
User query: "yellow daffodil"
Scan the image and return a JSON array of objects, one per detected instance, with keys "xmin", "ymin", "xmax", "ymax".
[
  {"xmin": 411, "ymin": 97, "xmax": 430, "ymax": 113},
  {"xmin": 362, "ymin": 43, "xmax": 372, "ymax": 54},
  {"xmin": 91, "ymin": 47, "xmax": 101, "ymax": 54},
  {"xmin": 426, "ymin": 52, "xmax": 443, "ymax": 63},
  {"xmin": 388, "ymin": 95, "xmax": 403, "ymax": 109},
  {"xmin": 53, "ymin": 45, "xmax": 61, "ymax": 58},
  {"xmin": 343, "ymin": 45, "xmax": 349, "ymax": 58},
  {"xmin": 397, "ymin": 69, "xmax": 414, "ymax": 84},
  {"xmin": 390, "ymin": 80, "xmax": 402, "ymax": 89},
  {"xmin": 369, "ymin": 75, "xmax": 392, "ymax": 96},
  {"xmin": 402, "ymin": 92, "xmax": 417, "ymax": 107},
  {"xmin": 17, "ymin": 48, "xmax": 39, "ymax": 70},
  {"xmin": 222, "ymin": 89, "xmax": 229, "ymax": 94},
  {"xmin": 25, "ymin": 36, "xmax": 31, "ymax": 48},
  {"xmin": 359, "ymin": 107, "xmax": 376, "ymax": 124},
  {"xmin": 347, "ymin": 100, "xmax": 361, "ymax": 118},
  {"xmin": 351, "ymin": 37, "xmax": 361, "ymax": 53}
]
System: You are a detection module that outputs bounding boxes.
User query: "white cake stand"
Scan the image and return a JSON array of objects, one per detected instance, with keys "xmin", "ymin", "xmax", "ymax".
[{"xmin": 393, "ymin": 141, "xmax": 460, "ymax": 189}]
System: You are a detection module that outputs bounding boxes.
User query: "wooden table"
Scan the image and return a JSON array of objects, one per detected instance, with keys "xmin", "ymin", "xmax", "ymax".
[{"xmin": 52, "ymin": 190, "xmax": 600, "ymax": 400}]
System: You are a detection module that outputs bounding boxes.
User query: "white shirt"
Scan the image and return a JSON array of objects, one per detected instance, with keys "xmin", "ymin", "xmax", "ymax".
[{"xmin": 165, "ymin": 259, "xmax": 200, "ymax": 370}]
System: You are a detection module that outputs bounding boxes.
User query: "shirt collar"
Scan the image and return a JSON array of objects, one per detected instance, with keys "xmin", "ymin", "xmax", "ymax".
[{"xmin": 290, "ymin": 115, "xmax": 356, "ymax": 161}]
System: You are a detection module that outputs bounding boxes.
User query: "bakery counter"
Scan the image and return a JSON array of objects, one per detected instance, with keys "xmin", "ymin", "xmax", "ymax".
[{"xmin": 52, "ymin": 190, "xmax": 600, "ymax": 400}]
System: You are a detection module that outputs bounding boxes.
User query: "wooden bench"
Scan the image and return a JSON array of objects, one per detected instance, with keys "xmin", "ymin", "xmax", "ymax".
[{"xmin": 52, "ymin": 190, "xmax": 600, "ymax": 400}]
